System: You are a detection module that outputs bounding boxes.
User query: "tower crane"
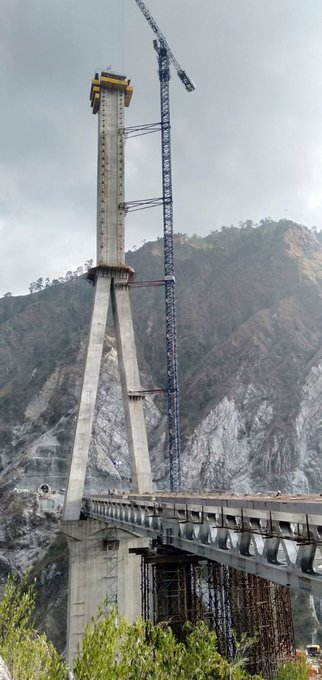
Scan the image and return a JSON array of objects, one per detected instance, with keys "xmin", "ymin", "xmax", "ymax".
[{"xmin": 134, "ymin": 0, "xmax": 195, "ymax": 492}]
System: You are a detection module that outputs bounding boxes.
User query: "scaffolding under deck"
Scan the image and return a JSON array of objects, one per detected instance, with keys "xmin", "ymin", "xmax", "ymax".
[{"xmin": 139, "ymin": 547, "xmax": 295, "ymax": 678}]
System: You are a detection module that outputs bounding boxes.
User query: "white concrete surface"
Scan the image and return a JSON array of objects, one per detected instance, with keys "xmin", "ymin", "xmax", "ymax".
[
  {"xmin": 97, "ymin": 88, "xmax": 125, "ymax": 266},
  {"xmin": 117, "ymin": 530, "xmax": 149, "ymax": 622},
  {"xmin": 62, "ymin": 521, "xmax": 147, "ymax": 666},
  {"xmin": 62, "ymin": 520, "xmax": 113, "ymax": 664},
  {"xmin": 112, "ymin": 282, "xmax": 153, "ymax": 493},
  {"xmin": 63, "ymin": 275, "xmax": 110, "ymax": 521}
]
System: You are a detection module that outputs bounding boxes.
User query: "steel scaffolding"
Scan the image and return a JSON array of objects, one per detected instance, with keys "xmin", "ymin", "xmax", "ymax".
[
  {"xmin": 141, "ymin": 548, "xmax": 295, "ymax": 678},
  {"xmin": 104, "ymin": 527, "xmax": 119, "ymax": 610}
]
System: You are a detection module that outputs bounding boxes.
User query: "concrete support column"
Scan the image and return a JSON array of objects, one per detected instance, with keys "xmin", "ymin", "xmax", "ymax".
[
  {"xmin": 62, "ymin": 520, "xmax": 114, "ymax": 665},
  {"xmin": 62, "ymin": 521, "xmax": 148, "ymax": 668},
  {"xmin": 117, "ymin": 530, "xmax": 148, "ymax": 622},
  {"xmin": 63, "ymin": 275, "xmax": 111, "ymax": 521},
  {"xmin": 112, "ymin": 282, "xmax": 153, "ymax": 492}
]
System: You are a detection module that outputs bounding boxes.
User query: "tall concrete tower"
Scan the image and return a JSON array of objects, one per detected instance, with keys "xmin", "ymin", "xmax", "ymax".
[
  {"xmin": 63, "ymin": 72, "xmax": 152, "ymax": 523},
  {"xmin": 61, "ymin": 72, "xmax": 151, "ymax": 664}
]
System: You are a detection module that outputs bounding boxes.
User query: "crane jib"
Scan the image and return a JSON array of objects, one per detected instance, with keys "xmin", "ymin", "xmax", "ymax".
[{"xmin": 134, "ymin": 0, "xmax": 195, "ymax": 93}]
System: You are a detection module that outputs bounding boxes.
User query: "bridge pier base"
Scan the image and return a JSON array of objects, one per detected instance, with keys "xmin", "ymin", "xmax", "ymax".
[{"xmin": 61, "ymin": 520, "xmax": 148, "ymax": 667}]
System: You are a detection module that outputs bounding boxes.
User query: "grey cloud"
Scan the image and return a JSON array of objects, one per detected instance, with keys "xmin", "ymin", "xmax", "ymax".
[{"xmin": 2, "ymin": 0, "xmax": 322, "ymax": 295}]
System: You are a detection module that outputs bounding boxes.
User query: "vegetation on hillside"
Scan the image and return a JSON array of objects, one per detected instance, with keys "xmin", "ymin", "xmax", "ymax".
[
  {"xmin": 3, "ymin": 219, "xmax": 320, "ymax": 299},
  {"xmin": 0, "ymin": 573, "xmax": 311, "ymax": 679}
]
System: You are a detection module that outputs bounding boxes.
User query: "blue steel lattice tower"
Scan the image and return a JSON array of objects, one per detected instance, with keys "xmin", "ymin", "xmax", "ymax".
[{"xmin": 134, "ymin": 0, "xmax": 195, "ymax": 492}]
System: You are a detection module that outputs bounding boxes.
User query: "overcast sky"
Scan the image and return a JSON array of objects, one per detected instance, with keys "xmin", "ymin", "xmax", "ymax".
[{"xmin": 2, "ymin": 0, "xmax": 322, "ymax": 296}]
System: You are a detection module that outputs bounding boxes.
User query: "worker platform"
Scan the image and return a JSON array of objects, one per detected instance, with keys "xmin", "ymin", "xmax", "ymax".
[{"xmin": 90, "ymin": 71, "xmax": 133, "ymax": 114}]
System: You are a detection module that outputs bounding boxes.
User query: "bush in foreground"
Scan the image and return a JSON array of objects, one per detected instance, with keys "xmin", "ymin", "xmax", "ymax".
[
  {"xmin": 74, "ymin": 608, "xmax": 259, "ymax": 680},
  {"xmin": 0, "ymin": 574, "xmax": 311, "ymax": 679},
  {"xmin": 0, "ymin": 573, "xmax": 66, "ymax": 680}
]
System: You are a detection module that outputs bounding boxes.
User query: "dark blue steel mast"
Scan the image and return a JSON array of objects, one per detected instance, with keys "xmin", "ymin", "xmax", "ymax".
[
  {"xmin": 134, "ymin": 0, "xmax": 195, "ymax": 492},
  {"xmin": 157, "ymin": 42, "xmax": 181, "ymax": 491}
]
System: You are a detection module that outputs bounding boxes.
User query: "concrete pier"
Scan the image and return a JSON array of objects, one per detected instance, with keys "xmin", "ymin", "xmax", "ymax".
[
  {"xmin": 96, "ymin": 79, "xmax": 127, "ymax": 266},
  {"xmin": 62, "ymin": 520, "xmax": 147, "ymax": 665}
]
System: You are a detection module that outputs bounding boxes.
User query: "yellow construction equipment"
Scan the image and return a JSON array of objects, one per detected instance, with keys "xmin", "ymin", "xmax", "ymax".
[{"xmin": 90, "ymin": 71, "xmax": 133, "ymax": 113}]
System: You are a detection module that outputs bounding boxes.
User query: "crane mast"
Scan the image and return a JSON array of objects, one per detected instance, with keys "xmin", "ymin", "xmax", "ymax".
[
  {"xmin": 134, "ymin": 0, "xmax": 195, "ymax": 492},
  {"xmin": 158, "ymin": 42, "xmax": 181, "ymax": 492}
]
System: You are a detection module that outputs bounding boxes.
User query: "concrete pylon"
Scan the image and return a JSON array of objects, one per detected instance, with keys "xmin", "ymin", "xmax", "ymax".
[
  {"xmin": 63, "ymin": 72, "xmax": 152, "ymax": 523},
  {"xmin": 61, "ymin": 72, "xmax": 152, "ymax": 665}
]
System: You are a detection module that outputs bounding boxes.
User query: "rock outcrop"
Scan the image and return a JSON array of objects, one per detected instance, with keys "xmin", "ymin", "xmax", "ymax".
[{"xmin": 0, "ymin": 658, "xmax": 11, "ymax": 680}]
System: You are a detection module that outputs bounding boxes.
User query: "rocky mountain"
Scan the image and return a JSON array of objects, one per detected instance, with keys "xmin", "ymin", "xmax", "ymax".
[
  {"xmin": 127, "ymin": 219, "xmax": 322, "ymax": 494},
  {"xmin": 2, "ymin": 218, "xmax": 322, "ymax": 646},
  {"xmin": 179, "ymin": 222, "xmax": 322, "ymax": 493}
]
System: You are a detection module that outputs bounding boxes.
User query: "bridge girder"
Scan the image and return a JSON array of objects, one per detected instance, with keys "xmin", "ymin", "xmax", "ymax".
[{"xmin": 85, "ymin": 493, "xmax": 322, "ymax": 595}]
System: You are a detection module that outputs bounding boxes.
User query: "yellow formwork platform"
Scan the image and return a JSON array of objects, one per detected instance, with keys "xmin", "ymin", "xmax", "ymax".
[{"xmin": 90, "ymin": 71, "xmax": 133, "ymax": 113}]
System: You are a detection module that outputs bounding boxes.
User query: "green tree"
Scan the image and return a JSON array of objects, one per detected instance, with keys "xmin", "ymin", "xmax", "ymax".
[
  {"xmin": 0, "ymin": 573, "xmax": 66, "ymax": 680},
  {"xmin": 0, "ymin": 574, "xmax": 310, "ymax": 680},
  {"xmin": 73, "ymin": 607, "xmax": 260, "ymax": 680},
  {"xmin": 84, "ymin": 258, "xmax": 93, "ymax": 271},
  {"xmin": 275, "ymin": 657, "xmax": 310, "ymax": 680}
]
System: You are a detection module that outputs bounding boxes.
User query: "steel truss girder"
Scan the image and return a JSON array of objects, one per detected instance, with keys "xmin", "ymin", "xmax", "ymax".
[
  {"xmin": 121, "ymin": 197, "xmax": 163, "ymax": 212},
  {"xmin": 85, "ymin": 493, "xmax": 322, "ymax": 596},
  {"xmin": 124, "ymin": 122, "xmax": 161, "ymax": 138}
]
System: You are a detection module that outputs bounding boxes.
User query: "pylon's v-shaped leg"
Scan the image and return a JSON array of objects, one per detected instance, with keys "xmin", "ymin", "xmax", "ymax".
[
  {"xmin": 112, "ymin": 281, "xmax": 153, "ymax": 492},
  {"xmin": 63, "ymin": 275, "xmax": 111, "ymax": 520}
]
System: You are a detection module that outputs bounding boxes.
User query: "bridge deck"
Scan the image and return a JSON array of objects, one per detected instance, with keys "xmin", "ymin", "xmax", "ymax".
[{"xmin": 85, "ymin": 492, "xmax": 322, "ymax": 595}]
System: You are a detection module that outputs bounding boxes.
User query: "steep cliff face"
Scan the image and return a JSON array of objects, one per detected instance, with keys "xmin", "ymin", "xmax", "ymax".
[
  {"xmin": 182, "ymin": 359, "xmax": 322, "ymax": 494},
  {"xmin": 179, "ymin": 223, "xmax": 322, "ymax": 493},
  {"xmin": 0, "ymin": 335, "xmax": 166, "ymax": 494},
  {"xmin": 182, "ymin": 294, "xmax": 322, "ymax": 493},
  {"xmin": 0, "ymin": 333, "xmax": 167, "ymax": 574}
]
